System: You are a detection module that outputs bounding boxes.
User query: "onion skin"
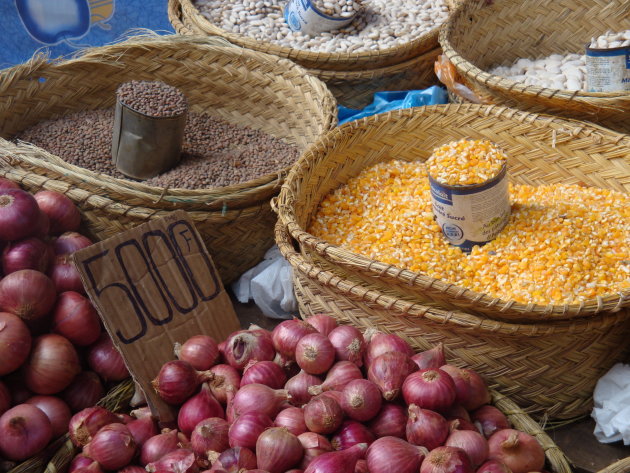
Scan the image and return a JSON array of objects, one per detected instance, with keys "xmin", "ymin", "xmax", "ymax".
[
  {"xmin": 445, "ymin": 430, "xmax": 489, "ymax": 467},
  {"xmin": 367, "ymin": 351, "xmax": 417, "ymax": 401},
  {"xmin": 34, "ymin": 191, "xmax": 81, "ymax": 235},
  {"xmin": 208, "ymin": 364, "xmax": 241, "ymax": 405},
  {"xmin": 0, "ymin": 312, "xmax": 32, "ymax": 376},
  {"xmin": 366, "ymin": 436, "xmax": 427, "ymax": 473},
  {"xmin": 255, "ymin": 427, "xmax": 304, "ymax": 473},
  {"xmin": 68, "ymin": 453, "xmax": 100, "ymax": 473},
  {"xmin": 210, "ymin": 447, "xmax": 257, "ymax": 472},
  {"xmin": 305, "ymin": 314, "xmax": 338, "ymax": 336},
  {"xmin": 231, "ymin": 383, "xmax": 290, "ymax": 420},
  {"xmin": 296, "ymin": 333, "xmax": 335, "ymax": 375},
  {"xmin": 145, "ymin": 448, "xmax": 197, "ymax": 473},
  {"xmin": 51, "ymin": 291, "xmax": 101, "ymax": 346},
  {"xmin": 87, "ymin": 334, "xmax": 129, "ymax": 382},
  {"xmin": 126, "ymin": 415, "xmax": 158, "ymax": 447},
  {"xmin": 0, "ymin": 269, "xmax": 57, "ymax": 321},
  {"xmin": 272, "ymin": 318, "xmax": 317, "ymax": 359},
  {"xmin": 367, "ymin": 403, "xmax": 407, "ymax": 439},
  {"xmin": 191, "ymin": 418, "xmax": 229, "ymax": 456},
  {"xmin": 440, "ymin": 365, "xmax": 491, "ymax": 411},
  {"xmin": 53, "ymin": 232, "xmax": 93, "ymax": 256},
  {"xmin": 26, "ymin": 395, "xmax": 72, "ymax": 438},
  {"xmin": 406, "ymin": 404, "xmax": 449, "ymax": 451},
  {"xmin": 69, "ymin": 406, "xmax": 120, "ymax": 447},
  {"xmin": 174, "ymin": 335, "xmax": 220, "ymax": 371},
  {"xmin": 364, "ymin": 332, "xmax": 414, "ymax": 368},
  {"xmin": 471, "ymin": 406, "xmax": 510, "ymax": 439},
  {"xmin": 340, "ymin": 379, "xmax": 382, "ymax": 422},
  {"xmin": 402, "ymin": 369, "xmax": 457, "ymax": 412},
  {"xmin": 420, "ymin": 446, "xmax": 473, "ymax": 473},
  {"xmin": 476, "ymin": 460, "xmax": 513, "ymax": 473},
  {"xmin": 298, "ymin": 432, "xmax": 333, "ymax": 469},
  {"xmin": 61, "ymin": 371, "xmax": 105, "ymax": 412},
  {"xmin": 0, "ymin": 381, "xmax": 10, "ymax": 416},
  {"xmin": 286, "ymin": 371, "xmax": 322, "ymax": 407},
  {"xmin": 140, "ymin": 429, "xmax": 181, "ymax": 466},
  {"xmin": 487, "ymin": 429, "xmax": 544, "ymax": 473},
  {"xmin": 308, "ymin": 361, "xmax": 363, "ymax": 396},
  {"xmin": 2, "ymin": 237, "xmax": 53, "ymax": 275},
  {"xmin": 118, "ymin": 467, "xmax": 145, "ymax": 473},
  {"xmin": 0, "ymin": 178, "xmax": 20, "ymax": 190},
  {"xmin": 304, "ymin": 442, "xmax": 367, "ymax": 473},
  {"xmin": 48, "ymin": 255, "xmax": 85, "ymax": 294},
  {"xmin": 303, "ymin": 394, "xmax": 344, "ymax": 435},
  {"xmin": 275, "ymin": 407, "xmax": 307, "ymax": 436},
  {"xmin": 328, "ymin": 325, "xmax": 366, "ymax": 367},
  {"xmin": 223, "ymin": 329, "xmax": 275, "ymax": 370},
  {"xmin": 331, "ymin": 421, "xmax": 374, "ymax": 451},
  {"xmin": 0, "ymin": 189, "xmax": 41, "ymax": 241},
  {"xmin": 23, "ymin": 334, "xmax": 81, "ymax": 394},
  {"xmin": 241, "ymin": 360, "xmax": 287, "ymax": 389},
  {"xmin": 84, "ymin": 423, "xmax": 137, "ymax": 471},
  {"xmin": 228, "ymin": 412, "xmax": 274, "ymax": 449},
  {"xmin": 411, "ymin": 344, "xmax": 446, "ymax": 371},
  {"xmin": 0, "ymin": 403, "xmax": 53, "ymax": 461},
  {"xmin": 177, "ymin": 383, "xmax": 224, "ymax": 437}
]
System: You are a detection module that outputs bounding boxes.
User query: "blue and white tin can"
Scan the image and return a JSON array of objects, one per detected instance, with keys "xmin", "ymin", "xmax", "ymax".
[
  {"xmin": 284, "ymin": 0, "xmax": 355, "ymax": 36},
  {"xmin": 429, "ymin": 165, "xmax": 511, "ymax": 252},
  {"xmin": 586, "ymin": 44, "xmax": 630, "ymax": 92}
]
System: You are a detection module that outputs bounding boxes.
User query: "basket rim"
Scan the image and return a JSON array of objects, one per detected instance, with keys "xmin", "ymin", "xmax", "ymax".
[
  {"xmin": 275, "ymin": 103, "xmax": 630, "ymax": 321},
  {"xmin": 438, "ymin": 0, "xmax": 630, "ymax": 104},
  {"xmin": 0, "ymin": 34, "xmax": 337, "ymax": 205},
  {"xmin": 168, "ymin": 0, "xmax": 444, "ymax": 70}
]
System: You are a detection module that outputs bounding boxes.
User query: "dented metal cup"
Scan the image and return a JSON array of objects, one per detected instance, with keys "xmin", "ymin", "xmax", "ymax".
[
  {"xmin": 284, "ymin": 0, "xmax": 358, "ymax": 36},
  {"xmin": 111, "ymin": 100, "xmax": 187, "ymax": 180}
]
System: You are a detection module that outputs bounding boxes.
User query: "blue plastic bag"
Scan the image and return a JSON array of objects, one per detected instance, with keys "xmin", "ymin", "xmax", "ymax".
[{"xmin": 338, "ymin": 86, "xmax": 449, "ymax": 125}]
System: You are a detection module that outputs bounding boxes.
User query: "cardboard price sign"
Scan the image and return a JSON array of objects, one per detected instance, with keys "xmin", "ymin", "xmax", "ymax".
[{"xmin": 72, "ymin": 210, "xmax": 241, "ymax": 423}]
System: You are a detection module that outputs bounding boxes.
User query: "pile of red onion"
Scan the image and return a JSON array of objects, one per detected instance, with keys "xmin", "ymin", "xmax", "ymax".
[
  {"xmin": 0, "ymin": 180, "xmax": 129, "ymax": 468},
  {"xmin": 66, "ymin": 316, "xmax": 548, "ymax": 473}
]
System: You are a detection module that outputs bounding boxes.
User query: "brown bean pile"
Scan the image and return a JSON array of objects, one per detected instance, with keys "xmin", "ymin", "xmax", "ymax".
[
  {"xmin": 15, "ymin": 109, "xmax": 301, "ymax": 189},
  {"xmin": 116, "ymin": 80, "xmax": 188, "ymax": 118}
]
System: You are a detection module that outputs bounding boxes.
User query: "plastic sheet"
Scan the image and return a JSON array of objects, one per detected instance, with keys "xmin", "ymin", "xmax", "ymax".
[{"xmin": 592, "ymin": 363, "xmax": 630, "ymax": 445}]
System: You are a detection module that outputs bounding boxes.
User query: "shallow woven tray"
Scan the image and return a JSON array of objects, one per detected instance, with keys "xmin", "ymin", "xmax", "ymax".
[
  {"xmin": 0, "ymin": 35, "xmax": 336, "ymax": 284},
  {"xmin": 439, "ymin": 0, "xmax": 630, "ymax": 134},
  {"xmin": 597, "ymin": 457, "xmax": 630, "ymax": 473},
  {"xmin": 169, "ymin": 0, "xmax": 444, "ymax": 72},
  {"xmin": 276, "ymin": 104, "xmax": 630, "ymax": 321},
  {"xmin": 276, "ymin": 220, "xmax": 630, "ymax": 420}
]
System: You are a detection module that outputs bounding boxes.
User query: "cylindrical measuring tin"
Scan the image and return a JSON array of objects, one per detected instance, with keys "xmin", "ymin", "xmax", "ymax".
[
  {"xmin": 284, "ymin": 0, "xmax": 358, "ymax": 36},
  {"xmin": 111, "ymin": 100, "xmax": 187, "ymax": 180},
  {"xmin": 429, "ymin": 164, "xmax": 511, "ymax": 252},
  {"xmin": 585, "ymin": 44, "xmax": 630, "ymax": 92}
]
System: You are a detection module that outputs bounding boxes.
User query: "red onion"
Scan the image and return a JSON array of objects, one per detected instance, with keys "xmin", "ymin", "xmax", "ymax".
[
  {"xmin": 411, "ymin": 344, "xmax": 446, "ymax": 371},
  {"xmin": 69, "ymin": 454, "xmax": 100, "ymax": 473},
  {"xmin": 130, "ymin": 406, "xmax": 152, "ymax": 420},
  {"xmin": 209, "ymin": 447, "xmax": 256, "ymax": 472},
  {"xmin": 87, "ymin": 334, "xmax": 129, "ymax": 382},
  {"xmin": 308, "ymin": 361, "xmax": 363, "ymax": 396},
  {"xmin": 319, "ymin": 390, "xmax": 343, "ymax": 404},
  {"xmin": 51, "ymin": 291, "xmax": 101, "ymax": 346},
  {"xmin": 4, "ymin": 372, "xmax": 33, "ymax": 404},
  {"xmin": 34, "ymin": 191, "xmax": 80, "ymax": 235},
  {"xmin": 367, "ymin": 403, "xmax": 407, "ymax": 439},
  {"xmin": 298, "ymin": 432, "xmax": 333, "ymax": 469},
  {"xmin": 340, "ymin": 379, "xmax": 382, "ymax": 422},
  {"xmin": 366, "ymin": 436, "xmax": 427, "ymax": 473},
  {"xmin": 0, "ymin": 189, "xmax": 41, "ymax": 241},
  {"xmin": 53, "ymin": 232, "xmax": 93, "ymax": 256},
  {"xmin": 228, "ymin": 411, "xmax": 273, "ymax": 449},
  {"xmin": 487, "ymin": 429, "xmax": 544, "ymax": 473},
  {"xmin": 84, "ymin": 423, "xmax": 136, "ymax": 471},
  {"xmin": 256, "ymin": 427, "xmax": 304, "ymax": 473},
  {"xmin": 241, "ymin": 360, "xmax": 287, "ymax": 389},
  {"xmin": 476, "ymin": 460, "xmax": 513, "ymax": 473},
  {"xmin": 152, "ymin": 360, "xmax": 210, "ymax": 405},
  {"xmin": 440, "ymin": 365, "xmax": 491, "ymax": 411},
  {"xmin": 0, "ymin": 178, "xmax": 20, "ymax": 190},
  {"xmin": 331, "ymin": 421, "xmax": 374, "ymax": 451},
  {"xmin": 117, "ymin": 413, "xmax": 134, "ymax": 424},
  {"xmin": 0, "ymin": 403, "xmax": 53, "ymax": 461},
  {"xmin": 127, "ymin": 415, "xmax": 158, "ymax": 447},
  {"xmin": 355, "ymin": 460, "xmax": 368, "ymax": 473},
  {"xmin": 232, "ymin": 383, "xmax": 290, "ymax": 419},
  {"xmin": 364, "ymin": 331, "xmax": 413, "ymax": 368},
  {"xmin": 178, "ymin": 383, "xmax": 224, "ymax": 436},
  {"xmin": 273, "ymin": 351, "xmax": 300, "ymax": 378},
  {"xmin": 304, "ymin": 442, "xmax": 367, "ymax": 473},
  {"xmin": 296, "ymin": 333, "xmax": 335, "ymax": 375},
  {"xmin": 286, "ymin": 371, "xmax": 322, "ymax": 406},
  {"xmin": 140, "ymin": 429, "xmax": 181, "ymax": 466},
  {"xmin": 272, "ymin": 318, "xmax": 317, "ymax": 358},
  {"xmin": 443, "ymin": 405, "xmax": 472, "ymax": 422},
  {"xmin": 0, "ymin": 269, "xmax": 56, "ymax": 320},
  {"xmin": 367, "ymin": 351, "xmax": 417, "ymax": 401},
  {"xmin": 48, "ymin": 255, "xmax": 85, "ymax": 294},
  {"xmin": 2, "ymin": 237, "xmax": 52, "ymax": 275},
  {"xmin": 191, "ymin": 418, "xmax": 229, "ymax": 456},
  {"xmin": 62, "ymin": 371, "xmax": 105, "ymax": 412},
  {"xmin": 0, "ymin": 312, "xmax": 31, "ymax": 375},
  {"xmin": 174, "ymin": 335, "xmax": 220, "ymax": 371},
  {"xmin": 208, "ymin": 364, "xmax": 241, "ymax": 404},
  {"xmin": 118, "ymin": 467, "xmax": 146, "ymax": 473},
  {"xmin": 146, "ymin": 448, "xmax": 197, "ymax": 473},
  {"xmin": 449, "ymin": 418, "xmax": 479, "ymax": 433},
  {"xmin": 69, "ymin": 406, "xmax": 120, "ymax": 447},
  {"xmin": 36, "ymin": 210, "xmax": 50, "ymax": 239},
  {"xmin": 305, "ymin": 314, "xmax": 338, "ymax": 336},
  {"xmin": 26, "ymin": 395, "xmax": 72, "ymax": 438},
  {"xmin": 446, "ymin": 430, "xmax": 489, "ymax": 467},
  {"xmin": 223, "ymin": 328, "xmax": 275, "ymax": 370},
  {"xmin": 328, "ymin": 325, "xmax": 365, "ymax": 367},
  {"xmin": 0, "ymin": 382, "xmax": 10, "ymax": 416},
  {"xmin": 420, "ymin": 446, "xmax": 473, "ymax": 473},
  {"xmin": 402, "ymin": 369, "xmax": 457, "ymax": 412},
  {"xmin": 275, "ymin": 407, "xmax": 307, "ymax": 436},
  {"xmin": 23, "ymin": 333, "xmax": 81, "ymax": 394},
  {"xmin": 303, "ymin": 394, "xmax": 344, "ymax": 435},
  {"xmin": 471, "ymin": 406, "xmax": 510, "ymax": 439},
  {"xmin": 406, "ymin": 404, "xmax": 449, "ymax": 450}
]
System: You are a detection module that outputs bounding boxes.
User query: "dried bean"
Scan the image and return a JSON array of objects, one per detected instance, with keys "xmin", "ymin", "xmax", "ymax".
[{"xmin": 116, "ymin": 81, "xmax": 188, "ymax": 118}]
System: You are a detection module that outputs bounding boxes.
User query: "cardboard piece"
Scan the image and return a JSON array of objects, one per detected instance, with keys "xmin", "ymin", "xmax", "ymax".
[{"xmin": 72, "ymin": 210, "xmax": 241, "ymax": 424}]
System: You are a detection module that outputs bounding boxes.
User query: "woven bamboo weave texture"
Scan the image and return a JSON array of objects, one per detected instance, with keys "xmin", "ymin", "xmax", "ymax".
[
  {"xmin": 439, "ymin": 0, "xmax": 630, "ymax": 133},
  {"xmin": 596, "ymin": 457, "xmax": 630, "ymax": 473}
]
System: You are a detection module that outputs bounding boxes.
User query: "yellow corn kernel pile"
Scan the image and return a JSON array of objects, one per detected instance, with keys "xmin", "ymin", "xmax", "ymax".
[
  {"xmin": 309, "ymin": 159, "xmax": 630, "ymax": 306},
  {"xmin": 426, "ymin": 139, "xmax": 507, "ymax": 186}
]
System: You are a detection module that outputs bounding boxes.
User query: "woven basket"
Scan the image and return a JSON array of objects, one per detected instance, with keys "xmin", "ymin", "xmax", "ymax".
[
  {"xmin": 439, "ymin": 0, "xmax": 630, "ymax": 134},
  {"xmin": 0, "ymin": 35, "xmax": 336, "ymax": 284},
  {"xmin": 276, "ymin": 219, "xmax": 630, "ymax": 420},
  {"xmin": 597, "ymin": 457, "xmax": 630, "ymax": 473},
  {"xmin": 276, "ymin": 104, "xmax": 630, "ymax": 322}
]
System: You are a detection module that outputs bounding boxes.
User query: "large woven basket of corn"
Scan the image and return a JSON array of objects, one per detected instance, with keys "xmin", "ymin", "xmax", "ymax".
[
  {"xmin": 0, "ymin": 34, "xmax": 336, "ymax": 285},
  {"xmin": 276, "ymin": 104, "xmax": 630, "ymax": 322},
  {"xmin": 438, "ymin": 0, "xmax": 630, "ymax": 134}
]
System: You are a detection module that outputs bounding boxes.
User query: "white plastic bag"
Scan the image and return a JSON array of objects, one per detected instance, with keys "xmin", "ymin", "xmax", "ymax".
[{"xmin": 591, "ymin": 363, "xmax": 630, "ymax": 445}]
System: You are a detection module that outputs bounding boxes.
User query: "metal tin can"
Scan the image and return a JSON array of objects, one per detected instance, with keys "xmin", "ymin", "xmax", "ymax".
[
  {"xmin": 284, "ymin": 0, "xmax": 356, "ymax": 36},
  {"xmin": 586, "ymin": 44, "xmax": 630, "ymax": 92},
  {"xmin": 429, "ymin": 164, "xmax": 511, "ymax": 252}
]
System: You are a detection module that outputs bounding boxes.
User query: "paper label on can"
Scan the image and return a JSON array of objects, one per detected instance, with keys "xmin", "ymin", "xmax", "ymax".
[
  {"xmin": 586, "ymin": 46, "xmax": 630, "ymax": 92},
  {"xmin": 284, "ymin": 0, "xmax": 353, "ymax": 35},
  {"xmin": 430, "ymin": 168, "xmax": 511, "ymax": 252}
]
